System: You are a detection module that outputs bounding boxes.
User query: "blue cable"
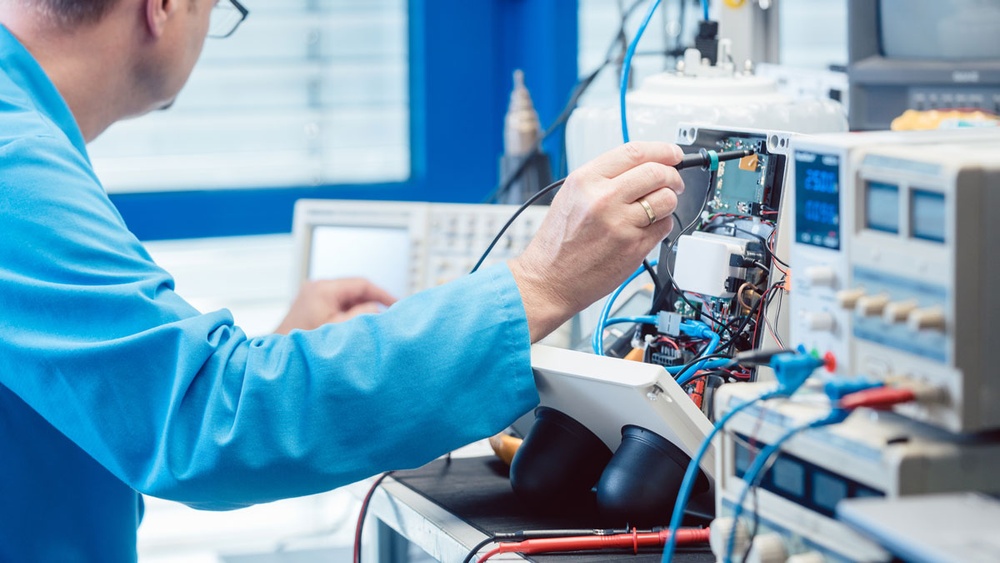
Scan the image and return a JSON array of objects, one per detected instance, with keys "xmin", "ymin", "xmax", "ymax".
[
  {"xmin": 724, "ymin": 410, "xmax": 847, "ymax": 562},
  {"xmin": 604, "ymin": 315, "xmax": 659, "ymax": 328},
  {"xmin": 619, "ymin": 0, "xmax": 662, "ymax": 143},
  {"xmin": 701, "ymin": 0, "xmax": 710, "ymax": 21},
  {"xmin": 673, "ymin": 323, "xmax": 722, "ymax": 385},
  {"xmin": 667, "ymin": 358, "xmax": 729, "ymax": 378},
  {"xmin": 593, "ymin": 261, "xmax": 656, "ymax": 355},
  {"xmin": 660, "ymin": 390, "xmax": 785, "ymax": 563}
]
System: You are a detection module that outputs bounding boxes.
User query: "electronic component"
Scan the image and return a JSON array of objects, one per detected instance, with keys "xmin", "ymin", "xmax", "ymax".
[
  {"xmin": 291, "ymin": 200, "xmax": 547, "ymax": 295},
  {"xmin": 787, "ymin": 129, "xmax": 1000, "ymax": 432},
  {"xmin": 713, "ymin": 382, "xmax": 1000, "ymax": 562}
]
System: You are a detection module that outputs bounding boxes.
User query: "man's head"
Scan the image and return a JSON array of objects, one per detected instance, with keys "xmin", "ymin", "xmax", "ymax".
[
  {"xmin": 14, "ymin": 0, "xmax": 122, "ymax": 28},
  {"xmin": 0, "ymin": 0, "xmax": 243, "ymax": 141}
]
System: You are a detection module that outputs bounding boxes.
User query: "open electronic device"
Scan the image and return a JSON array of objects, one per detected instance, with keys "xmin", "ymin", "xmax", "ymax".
[{"xmin": 596, "ymin": 125, "xmax": 800, "ymax": 408}]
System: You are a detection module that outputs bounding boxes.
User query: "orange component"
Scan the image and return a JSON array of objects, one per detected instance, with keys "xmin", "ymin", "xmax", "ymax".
[
  {"xmin": 688, "ymin": 375, "xmax": 707, "ymax": 409},
  {"xmin": 738, "ymin": 153, "xmax": 759, "ymax": 172},
  {"xmin": 624, "ymin": 347, "xmax": 646, "ymax": 362},
  {"xmin": 488, "ymin": 433, "xmax": 523, "ymax": 467}
]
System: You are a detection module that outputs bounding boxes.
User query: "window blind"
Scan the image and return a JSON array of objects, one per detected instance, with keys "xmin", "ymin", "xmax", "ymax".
[{"xmin": 89, "ymin": 0, "xmax": 409, "ymax": 193}]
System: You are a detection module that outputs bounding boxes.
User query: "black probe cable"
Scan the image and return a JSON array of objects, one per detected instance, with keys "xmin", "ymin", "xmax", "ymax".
[{"xmin": 471, "ymin": 148, "xmax": 755, "ymax": 274}]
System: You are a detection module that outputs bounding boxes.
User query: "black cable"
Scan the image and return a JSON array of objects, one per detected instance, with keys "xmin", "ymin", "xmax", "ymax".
[
  {"xmin": 717, "ymin": 297, "xmax": 764, "ymax": 354},
  {"xmin": 731, "ymin": 224, "xmax": 790, "ymax": 269},
  {"xmin": 471, "ymin": 178, "xmax": 566, "ymax": 273},
  {"xmin": 462, "ymin": 535, "xmax": 498, "ymax": 563},
  {"xmin": 642, "ymin": 258, "xmax": 663, "ymax": 295},
  {"xmin": 673, "ymin": 352, "xmax": 732, "ymax": 382},
  {"xmin": 763, "ymin": 283, "xmax": 787, "ymax": 350},
  {"xmin": 353, "ymin": 471, "xmax": 394, "ymax": 563},
  {"xmin": 648, "ymin": 211, "xmax": 682, "ymax": 314},
  {"xmin": 741, "ymin": 437, "xmax": 787, "ymax": 563}
]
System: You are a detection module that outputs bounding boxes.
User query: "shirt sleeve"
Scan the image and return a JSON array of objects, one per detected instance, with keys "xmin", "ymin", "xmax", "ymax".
[{"xmin": 0, "ymin": 135, "xmax": 539, "ymax": 509}]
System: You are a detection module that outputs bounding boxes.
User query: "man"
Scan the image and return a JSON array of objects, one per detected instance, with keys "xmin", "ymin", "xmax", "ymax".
[{"xmin": 0, "ymin": 0, "xmax": 686, "ymax": 559}]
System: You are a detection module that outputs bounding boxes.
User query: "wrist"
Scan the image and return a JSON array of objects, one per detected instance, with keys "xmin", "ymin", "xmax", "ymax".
[{"xmin": 508, "ymin": 257, "xmax": 573, "ymax": 342}]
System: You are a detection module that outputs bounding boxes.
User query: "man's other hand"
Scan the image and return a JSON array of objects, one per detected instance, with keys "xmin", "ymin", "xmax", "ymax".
[
  {"xmin": 275, "ymin": 278, "xmax": 397, "ymax": 334},
  {"xmin": 509, "ymin": 141, "xmax": 685, "ymax": 342}
]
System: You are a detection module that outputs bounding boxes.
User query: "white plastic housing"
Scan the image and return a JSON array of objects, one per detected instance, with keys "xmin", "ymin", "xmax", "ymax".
[{"xmin": 673, "ymin": 232, "xmax": 749, "ymax": 298}]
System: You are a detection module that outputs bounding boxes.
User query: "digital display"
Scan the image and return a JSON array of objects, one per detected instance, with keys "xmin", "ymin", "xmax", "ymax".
[
  {"xmin": 734, "ymin": 443, "xmax": 753, "ymax": 477},
  {"xmin": 771, "ymin": 457, "xmax": 805, "ymax": 499},
  {"xmin": 795, "ymin": 151, "xmax": 841, "ymax": 249},
  {"xmin": 812, "ymin": 470, "xmax": 848, "ymax": 513},
  {"xmin": 866, "ymin": 181, "xmax": 900, "ymax": 233},
  {"xmin": 309, "ymin": 225, "xmax": 411, "ymax": 298},
  {"xmin": 911, "ymin": 189, "xmax": 946, "ymax": 243}
]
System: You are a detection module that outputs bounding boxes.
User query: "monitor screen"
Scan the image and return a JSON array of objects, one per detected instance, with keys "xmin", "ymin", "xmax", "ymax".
[
  {"xmin": 308, "ymin": 225, "xmax": 412, "ymax": 298},
  {"xmin": 911, "ymin": 190, "xmax": 947, "ymax": 243},
  {"xmin": 880, "ymin": 0, "xmax": 1000, "ymax": 60},
  {"xmin": 866, "ymin": 181, "xmax": 900, "ymax": 234}
]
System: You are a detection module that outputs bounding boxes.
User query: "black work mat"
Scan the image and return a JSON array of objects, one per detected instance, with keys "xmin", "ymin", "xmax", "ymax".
[{"xmin": 390, "ymin": 456, "xmax": 714, "ymax": 562}]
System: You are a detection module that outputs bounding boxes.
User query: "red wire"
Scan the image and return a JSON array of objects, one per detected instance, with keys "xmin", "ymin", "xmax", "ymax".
[
  {"xmin": 840, "ymin": 387, "xmax": 917, "ymax": 410},
  {"xmin": 353, "ymin": 473, "xmax": 391, "ymax": 563},
  {"xmin": 475, "ymin": 527, "xmax": 711, "ymax": 562}
]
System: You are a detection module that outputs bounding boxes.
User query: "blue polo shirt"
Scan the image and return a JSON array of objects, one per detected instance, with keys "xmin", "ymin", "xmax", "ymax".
[{"xmin": 0, "ymin": 24, "xmax": 537, "ymax": 561}]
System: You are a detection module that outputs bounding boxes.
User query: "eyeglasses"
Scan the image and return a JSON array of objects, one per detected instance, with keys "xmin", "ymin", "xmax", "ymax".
[{"xmin": 208, "ymin": 0, "xmax": 249, "ymax": 39}]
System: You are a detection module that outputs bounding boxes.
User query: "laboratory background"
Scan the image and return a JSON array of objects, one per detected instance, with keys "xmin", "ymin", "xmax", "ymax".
[{"xmin": 79, "ymin": 0, "xmax": 1000, "ymax": 561}]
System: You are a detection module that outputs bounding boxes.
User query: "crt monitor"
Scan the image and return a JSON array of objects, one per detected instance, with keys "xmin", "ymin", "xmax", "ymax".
[
  {"xmin": 847, "ymin": 0, "xmax": 1000, "ymax": 130},
  {"xmin": 307, "ymin": 225, "xmax": 412, "ymax": 299}
]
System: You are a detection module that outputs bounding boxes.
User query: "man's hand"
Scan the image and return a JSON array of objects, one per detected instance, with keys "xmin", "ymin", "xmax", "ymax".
[
  {"xmin": 275, "ymin": 278, "xmax": 397, "ymax": 334},
  {"xmin": 509, "ymin": 141, "xmax": 685, "ymax": 342}
]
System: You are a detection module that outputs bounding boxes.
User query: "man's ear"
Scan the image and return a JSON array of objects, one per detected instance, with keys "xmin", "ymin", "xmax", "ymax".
[{"xmin": 145, "ymin": 0, "xmax": 177, "ymax": 38}]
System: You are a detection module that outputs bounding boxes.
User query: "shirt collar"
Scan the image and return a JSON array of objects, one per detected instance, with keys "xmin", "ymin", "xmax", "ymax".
[{"xmin": 0, "ymin": 24, "xmax": 90, "ymax": 162}]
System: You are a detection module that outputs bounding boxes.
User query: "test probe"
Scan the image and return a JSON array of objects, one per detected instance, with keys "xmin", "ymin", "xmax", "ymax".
[{"xmin": 471, "ymin": 147, "xmax": 757, "ymax": 273}]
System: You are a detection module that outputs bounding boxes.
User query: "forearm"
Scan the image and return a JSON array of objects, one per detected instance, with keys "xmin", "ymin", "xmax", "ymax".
[{"xmin": 1, "ymin": 265, "xmax": 536, "ymax": 509}]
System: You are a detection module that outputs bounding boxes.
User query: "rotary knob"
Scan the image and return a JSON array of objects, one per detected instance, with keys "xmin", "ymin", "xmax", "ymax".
[
  {"xmin": 908, "ymin": 307, "xmax": 947, "ymax": 332},
  {"xmin": 802, "ymin": 311, "xmax": 836, "ymax": 332},
  {"xmin": 836, "ymin": 287, "xmax": 866, "ymax": 309},
  {"xmin": 802, "ymin": 265, "xmax": 837, "ymax": 288},
  {"xmin": 855, "ymin": 293, "xmax": 890, "ymax": 317},
  {"xmin": 883, "ymin": 300, "xmax": 918, "ymax": 324}
]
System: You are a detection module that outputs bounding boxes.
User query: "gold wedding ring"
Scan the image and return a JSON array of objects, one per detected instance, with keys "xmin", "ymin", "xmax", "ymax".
[{"xmin": 638, "ymin": 198, "xmax": 656, "ymax": 226}]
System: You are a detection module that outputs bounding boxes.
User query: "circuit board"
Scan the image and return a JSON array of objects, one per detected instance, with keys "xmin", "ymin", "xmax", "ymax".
[{"xmin": 710, "ymin": 137, "xmax": 771, "ymax": 216}]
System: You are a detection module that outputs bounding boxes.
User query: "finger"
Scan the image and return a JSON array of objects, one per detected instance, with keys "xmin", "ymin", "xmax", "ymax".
[
  {"xmin": 325, "ymin": 278, "xmax": 398, "ymax": 307},
  {"xmin": 332, "ymin": 301, "xmax": 385, "ymax": 323},
  {"xmin": 347, "ymin": 302, "xmax": 386, "ymax": 317},
  {"xmin": 645, "ymin": 213, "xmax": 676, "ymax": 245},
  {"xmin": 577, "ymin": 141, "xmax": 684, "ymax": 180},
  {"xmin": 610, "ymin": 161, "xmax": 685, "ymax": 205},
  {"xmin": 629, "ymin": 186, "xmax": 680, "ymax": 229}
]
